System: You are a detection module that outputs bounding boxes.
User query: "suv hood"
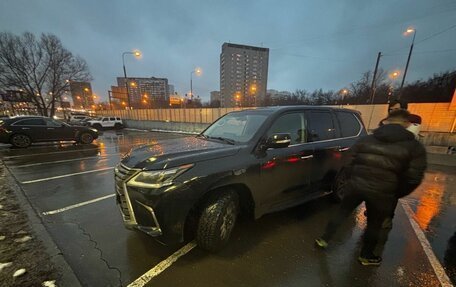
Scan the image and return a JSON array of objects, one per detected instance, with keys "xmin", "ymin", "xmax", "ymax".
[{"xmin": 121, "ymin": 136, "xmax": 241, "ymax": 170}]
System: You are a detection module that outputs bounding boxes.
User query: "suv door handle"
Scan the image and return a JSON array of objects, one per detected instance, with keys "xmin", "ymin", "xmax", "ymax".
[
  {"xmin": 300, "ymin": 155, "xmax": 314, "ymax": 160},
  {"xmin": 338, "ymin": 147, "xmax": 350, "ymax": 152},
  {"xmin": 21, "ymin": 127, "xmax": 30, "ymax": 130},
  {"xmin": 47, "ymin": 128, "xmax": 55, "ymax": 130}
]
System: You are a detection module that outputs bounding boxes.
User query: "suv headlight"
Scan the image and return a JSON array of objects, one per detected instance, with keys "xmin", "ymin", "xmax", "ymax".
[{"xmin": 127, "ymin": 164, "xmax": 194, "ymax": 188}]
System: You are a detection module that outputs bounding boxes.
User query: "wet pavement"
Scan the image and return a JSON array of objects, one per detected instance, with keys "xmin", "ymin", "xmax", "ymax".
[{"xmin": 0, "ymin": 129, "xmax": 455, "ymax": 287}]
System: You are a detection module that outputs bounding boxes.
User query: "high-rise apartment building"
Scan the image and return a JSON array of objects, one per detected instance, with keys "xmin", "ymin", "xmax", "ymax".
[
  {"xmin": 116, "ymin": 77, "xmax": 169, "ymax": 108},
  {"xmin": 69, "ymin": 81, "xmax": 94, "ymax": 109},
  {"xmin": 210, "ymin": 91, "xmax": 221, "ymax": 106},
  {"xmin": 220, "ymin": 43, "xmax": 269, "ymax": 107}
]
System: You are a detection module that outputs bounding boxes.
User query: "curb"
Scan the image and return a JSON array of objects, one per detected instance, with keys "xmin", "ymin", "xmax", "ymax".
[
  {"xmin": 1, "ymin": 161, "xmax": 82, "ymax": 287},
  {"xmin": 427, "ymin": 153, "xmax": 456, "ymax": 167}
]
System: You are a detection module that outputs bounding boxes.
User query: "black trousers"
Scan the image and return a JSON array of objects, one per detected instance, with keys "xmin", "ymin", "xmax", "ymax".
[{"xmin": 322, "ymin": 188, "xmax": 398, "ymax": 258}]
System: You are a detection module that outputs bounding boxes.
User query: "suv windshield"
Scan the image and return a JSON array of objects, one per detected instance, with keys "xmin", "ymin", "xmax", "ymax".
[{"xmin": 201, "ymin": 111, "xmax": 267, "ymax": 143}]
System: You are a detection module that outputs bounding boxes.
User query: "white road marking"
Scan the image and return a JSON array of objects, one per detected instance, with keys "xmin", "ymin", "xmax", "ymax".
[
  {"xmin": 127, "ymin": 241, "xmax": 197, "ymax": 287},
  {"xmin": 21, "ymin": 167, "xmax": 114, "ymax": 184},
  {"xmin": 401, "ymin": 200, "xmax": 454, "ymax": 287},
  {"xmin": 42, "ymin": 194, "xmax": 115, "ymax": 215},
  {"xmin": 14, "ymin": 154, "xmax": 119, "ymax": 168}
]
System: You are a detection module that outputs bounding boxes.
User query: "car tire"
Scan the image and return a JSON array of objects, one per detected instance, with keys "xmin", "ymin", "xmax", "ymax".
[
  {"xmin": 197, "ymin": 190, "xmax": 239, "ymax": 252},
  {"xmin": 10, "ymin": 134, "xmax": 32, "ymax": 148},
  {"xmin": 331, "ymin": 168, "xmax": 350, "ymax": 203},
  {"xmin": 92, "ymin": 123, "xmax": 102, "ymax": 130},
  {"xmin": 79, "ymin": 132, "xmax": 94, "ymax": 144},
  {"xmin": 114, "ymin": 123, "xmax": 123, "ymax": 130}
]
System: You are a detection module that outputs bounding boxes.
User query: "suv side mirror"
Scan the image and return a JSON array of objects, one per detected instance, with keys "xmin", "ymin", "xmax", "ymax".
[{"xmin": 266, "ymin": 133, "xmax": 291, "ymax": 149}]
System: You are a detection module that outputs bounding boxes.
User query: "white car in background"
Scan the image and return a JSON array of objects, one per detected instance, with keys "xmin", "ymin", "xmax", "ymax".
[
  {"xmin": 69, "ymin": 114, "xmax": 92, "ymax": 124},
  {"xmin": 86, "ymin": 116, "xmax": 124, "ymax": 130}
]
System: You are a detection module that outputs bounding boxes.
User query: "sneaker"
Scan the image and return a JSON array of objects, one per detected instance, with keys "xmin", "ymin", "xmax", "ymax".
[
  {"xmin": 315, "ymin": 238, "xmax": 328, "ymax": 249},
  {"xmin": 358, "ymin": 256, "xmax": 382, "ymax": 266}
]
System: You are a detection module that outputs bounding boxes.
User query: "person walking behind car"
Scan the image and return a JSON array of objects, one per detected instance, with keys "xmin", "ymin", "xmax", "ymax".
[
  {"xmin": 380, "ymin": 98, "xmax": 422, "ymax": 139},
  {"xmin": 315, "ymin": 109, "xmax": 427, "ymax": 266}
]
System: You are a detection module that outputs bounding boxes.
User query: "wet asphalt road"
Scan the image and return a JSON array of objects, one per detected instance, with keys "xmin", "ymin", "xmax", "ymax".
[{"xmin": 1, "ymin": 129, "xmax": 455, "ymax": 287}]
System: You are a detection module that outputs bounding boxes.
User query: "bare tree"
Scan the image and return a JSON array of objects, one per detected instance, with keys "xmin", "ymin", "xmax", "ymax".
[{"xmin": 0, "ymin": 32, "xmax": 91, "ymax": 116}]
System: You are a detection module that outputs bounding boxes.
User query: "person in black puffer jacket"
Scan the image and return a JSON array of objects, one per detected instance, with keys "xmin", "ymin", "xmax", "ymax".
[{"xmin": 315, "ymin": 109, "xmax": 427, "ymax": 266}]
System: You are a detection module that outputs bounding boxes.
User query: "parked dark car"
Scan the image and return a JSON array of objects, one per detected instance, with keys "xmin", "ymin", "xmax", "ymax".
[
  {"xmin": 115, "ymin": 106, "xmax": 367, "ymax": 251},
  {"xmin": 0, "ymin": 116, "xmax": 99, "ymax": 148}
]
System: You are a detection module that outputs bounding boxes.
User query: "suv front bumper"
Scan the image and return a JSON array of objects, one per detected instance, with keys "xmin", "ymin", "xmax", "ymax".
[{"xmin": 114, "ymin": 164, "xmax": 163, "ymax": 237}]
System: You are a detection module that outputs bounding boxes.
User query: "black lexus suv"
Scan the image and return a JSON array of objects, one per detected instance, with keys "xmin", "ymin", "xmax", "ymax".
[{"xmin": 115, "ymin": 106, "xmax": 367, "ymax": 251}]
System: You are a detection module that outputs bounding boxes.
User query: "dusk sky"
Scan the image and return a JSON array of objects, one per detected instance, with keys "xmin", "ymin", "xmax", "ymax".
[{"xmin": 1, "ymin": 0, "xmax": 455, "ymax": 102}]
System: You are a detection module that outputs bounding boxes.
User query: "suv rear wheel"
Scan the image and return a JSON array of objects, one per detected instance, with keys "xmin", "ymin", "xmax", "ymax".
[
  {"xmin": 197, "ymin": 190, "xmax": 239, "ymax": 252},
  {"xmin": 10, "ymin": 134, "xmax": 32, "ymax": 148}
]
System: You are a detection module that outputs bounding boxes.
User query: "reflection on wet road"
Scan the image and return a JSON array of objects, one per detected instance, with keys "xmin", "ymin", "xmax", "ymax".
[
  {"xmin": 0, "ymin": 129, "xmax": 455, "ymax": 286},
  {"xmin": 405, "ymin": 166, "xmax": 456, "ymax": 284}
]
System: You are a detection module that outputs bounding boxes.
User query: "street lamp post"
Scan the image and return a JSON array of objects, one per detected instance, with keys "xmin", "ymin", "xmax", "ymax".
[
  {"xmin": 108, "ymin": 90, "xmax": 112, "ymax": 110},
  {"xmin": 122, "ymin": 50, "xmax": 141, "ymax": 109},
  {"xmin": 190, "ymin": 67, "xmax": 202, "ymax": 101},
  {"xmin": 399, "ymin": 28, "xmax": 416, "ymax": 95}
]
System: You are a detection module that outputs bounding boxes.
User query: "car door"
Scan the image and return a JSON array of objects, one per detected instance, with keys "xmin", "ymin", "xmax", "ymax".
[
  {"xmin": 12, "ymin": 118, "xmax": 47, "ymax": 141},
  {"xmin": 304, "ymin": 110, "xmax": 341, "ymax": 192},
  {"xmin": 334, "ymin": 111, "xmax": 364, "ymax": 165},
  {"xmin": 101, "ymin": 117, "xmax": 112, "ymax": 128},
  {"xmin": 109, "ymin": 117, "xmax": 117, "ymax": 127},
  {"xmin": 44, "ymin": 118, "xmax": 74, "ymax": 140},
  {"xmin": 257, "ymin": 111, "xmax": 315, "ymax": 211}
]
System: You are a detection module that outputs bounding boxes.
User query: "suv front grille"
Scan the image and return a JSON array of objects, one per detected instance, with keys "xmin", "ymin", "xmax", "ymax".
[{"xmin": 115, "ymin": 164, "xmax": 139, "ymax": 222}]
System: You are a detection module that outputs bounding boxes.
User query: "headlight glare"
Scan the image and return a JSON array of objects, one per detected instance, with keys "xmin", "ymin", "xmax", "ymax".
[{"xmin": 127, "ymin": 164, "xmax": 193, "ymax": 188}]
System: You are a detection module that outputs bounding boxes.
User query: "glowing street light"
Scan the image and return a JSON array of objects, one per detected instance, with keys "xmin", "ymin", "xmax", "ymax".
[
  {"xmin": 133, "ymin": 50, "xmax": 142, "ymax": 58},
  {"xmin": 390, "ymin": 70, "xmax": 400, "ymax": 79}
]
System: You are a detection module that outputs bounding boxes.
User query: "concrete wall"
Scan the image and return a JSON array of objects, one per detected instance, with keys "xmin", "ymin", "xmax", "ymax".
[
  {"xmin": 99, "ymin": 102, "xmax": 456, "ymax": 133},
  {"xmin": 100, "ymin": 103, "xmax": 456, "ymax": 146}
]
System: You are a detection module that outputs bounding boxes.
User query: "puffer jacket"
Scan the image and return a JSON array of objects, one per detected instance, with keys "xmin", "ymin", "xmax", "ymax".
[{"xmin": 348, "ymin": 124, "xmax": 427, "ymax": 198}]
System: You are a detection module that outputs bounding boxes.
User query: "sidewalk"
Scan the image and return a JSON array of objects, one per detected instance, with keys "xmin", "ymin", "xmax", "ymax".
[{"xmin": 0, "ymin": 162, "xmax": 80, "ymax": 287}]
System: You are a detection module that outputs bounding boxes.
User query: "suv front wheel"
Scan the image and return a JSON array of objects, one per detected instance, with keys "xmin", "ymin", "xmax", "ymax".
[{"xmin": 197, "ymin": 190, "xmax": 239, "ymax": 252}]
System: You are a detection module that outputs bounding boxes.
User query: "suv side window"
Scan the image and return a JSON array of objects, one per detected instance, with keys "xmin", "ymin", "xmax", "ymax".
[
  {"xmin": 336, "ymin": 111, "xmax": 361, "ymax": 137},
  {"xmin": 110, "ymin": 117, "xmax": 116, "ymax": 121},
  {"xmin": 102, "ymin": 118, "xmax": 108, "ymax": 122},
  {"xmin": 306, "ymin": 111, "xmax": 335, "ymax": 142},
  {"xmin": 14, "ymin": 118, "xmax": 46, "ymax": 126},
  {"xmin": 267, "ymin": 112, "xmax": 307, "ymax": 144},
  {"xmin": 116, "ymin": 117, "xmax": 121, "ymax": 121}
]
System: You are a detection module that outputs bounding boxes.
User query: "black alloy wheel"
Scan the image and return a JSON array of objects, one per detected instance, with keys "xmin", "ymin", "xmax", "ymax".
[
  {"xmin": 79, "ymin": 132, "xmax": 94, "ymax": 144},
  {"xmin": 10, "ymin": 134, "xmax": 32, "ymax": 148}
]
